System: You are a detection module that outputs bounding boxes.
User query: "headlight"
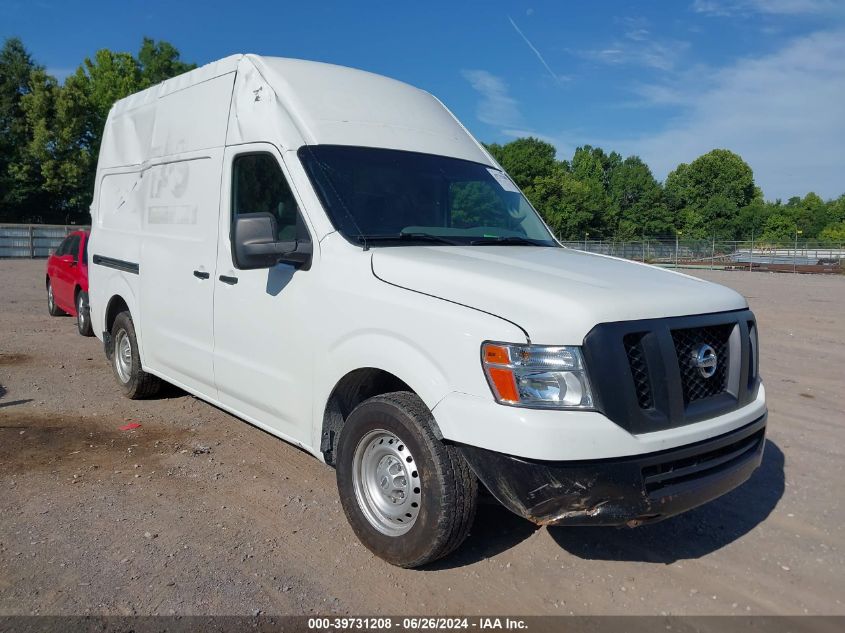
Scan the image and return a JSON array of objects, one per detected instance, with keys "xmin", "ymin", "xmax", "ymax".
[{"xmin": 481, "ymin": 342, "xmax": 594, "ymax": 409}]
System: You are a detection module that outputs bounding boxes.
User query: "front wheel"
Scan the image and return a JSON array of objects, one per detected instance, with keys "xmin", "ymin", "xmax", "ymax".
[
  {"xmin": 110, "ymin": 311, "xmax": 161, "ymax": 399},
  {"xmin": 335, "ymin": 391, "xmax": 477, "ymax": 567},
  {"xmin": 75, "ymin": 291, "xmax": 94, "ymax": 337}
]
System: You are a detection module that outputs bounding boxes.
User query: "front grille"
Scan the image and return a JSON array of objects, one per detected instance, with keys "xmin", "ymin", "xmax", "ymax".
[
  {"xmin": 582, "ymin": 309, "xmax": 759, "ymax": 433},
  {"xmin": 671, "ymin": 324, "xmax": 733, "ymax": 404},
  {"xmin": 624, "ymin": 333, "xmax": 653, "ymax": 409},
  {"xmin": 642, "ymin": 427, "xmax": 764, "ymax": 494}
]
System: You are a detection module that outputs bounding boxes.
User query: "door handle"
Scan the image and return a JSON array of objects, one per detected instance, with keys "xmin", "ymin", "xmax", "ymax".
[
  {"xmin": 193, "ymin": 270, "xmax": 210, "ymax": 279},
  {"xmin": 219, "ymin": 275, "xmax": 238, "ymax": 285}
]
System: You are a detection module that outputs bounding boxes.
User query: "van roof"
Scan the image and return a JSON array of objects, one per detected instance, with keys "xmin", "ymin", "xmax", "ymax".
[{"xmin": 103, "ymin": 54, "xmax": 492, "ymax": 167}]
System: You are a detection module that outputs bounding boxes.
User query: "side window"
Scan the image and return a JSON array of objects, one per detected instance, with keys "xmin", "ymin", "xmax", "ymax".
[
  {"xmin": 66, "ymin": 235, "xmax": 81, "ymax": 260},
  {"xmin": 54, "ymin": 237, "xmax": 70, "ymax": 256},
  {"xmin": 232, "ymin": 154, "xmax": 309, "ymax": 242}
]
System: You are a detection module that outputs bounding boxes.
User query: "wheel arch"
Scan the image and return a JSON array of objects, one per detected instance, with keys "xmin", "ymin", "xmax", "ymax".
[
  {"xmin": 320, "ymin": 367, "xmax": 444, "ymax": 466},
  {"xmin": 105, "ymin": 294, "xmax": 130, "ymax": 335}
]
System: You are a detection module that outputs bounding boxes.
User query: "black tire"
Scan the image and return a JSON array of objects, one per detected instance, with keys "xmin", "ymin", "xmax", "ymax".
[
  {"xmin": 47, "ymin": 279, "xmax": 64, "ymax": 316},
  {"xmin": 110, "ymin": 311, "xmax": 161, "ymax": 399},
  {"xmin": 336, "ymin": 391, "xmax": 477, "ymax": 568},
  {"xmin": 75, "ymin": 290, "xmax": 94, "ymax": 337}
]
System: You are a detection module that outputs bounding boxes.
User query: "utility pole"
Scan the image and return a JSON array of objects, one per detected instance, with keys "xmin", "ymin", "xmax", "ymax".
[
  {"xmin": 749, "ymin": 228, "xmax": 754, "ymax": 272},
  {"xmin": 794, "ymin": 229, "xmax": 802, "ymax": 273},
  {"xmin": 711, "ymin": 233, "xmax": 716, "ymax": 270},
  {"xmin": 675, "ymin": 231, "xmax": 681, "ymax": 268}
]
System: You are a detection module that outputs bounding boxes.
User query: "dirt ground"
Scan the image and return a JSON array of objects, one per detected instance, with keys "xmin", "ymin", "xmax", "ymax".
[{"xmin": 0, "ymin": 259, "xmax": 842, "ymax": 616}]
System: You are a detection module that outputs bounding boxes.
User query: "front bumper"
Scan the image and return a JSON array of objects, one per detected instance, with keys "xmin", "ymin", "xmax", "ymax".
[{"xmin": 458, "ymin": 413, "xmax": 766, "ymax": 526}]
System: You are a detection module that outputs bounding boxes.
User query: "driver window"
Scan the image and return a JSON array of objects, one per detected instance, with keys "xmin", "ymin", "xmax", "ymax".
[{"xmin": 232, "ymin": 154, "xmax": 308, "ymax": 242}]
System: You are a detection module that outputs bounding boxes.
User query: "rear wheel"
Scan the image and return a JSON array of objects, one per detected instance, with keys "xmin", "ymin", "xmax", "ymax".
[
  {"xmin": 47, "ymin": 279, "xmax": 63, "ymax": 316},
  {"xmin": 336, "ymin": 391, "xmax": 477, "ymax": 567},
  {"xmin": 110, "ymin": 311, "xmax": 161, "ymax": 399},
  {"xmin": 75, "ymin": 290, "xmax": 94, "ymax": 337}
]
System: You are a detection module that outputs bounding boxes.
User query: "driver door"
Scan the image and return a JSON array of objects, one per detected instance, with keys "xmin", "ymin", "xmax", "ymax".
[{"xmin": 212, "ymin": 143, "xmax": 316, "ymax": 447}]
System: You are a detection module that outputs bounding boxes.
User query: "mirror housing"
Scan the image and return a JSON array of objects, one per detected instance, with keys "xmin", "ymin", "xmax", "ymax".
[{"xmin": 233, "ymin": 212, "xmax": 312, "ymax": 270}]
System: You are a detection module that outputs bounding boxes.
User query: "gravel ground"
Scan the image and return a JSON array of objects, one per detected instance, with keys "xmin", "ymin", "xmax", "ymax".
[{"xmin": 0, "ymin": 260, "xmax": 842, "ymax": 616}]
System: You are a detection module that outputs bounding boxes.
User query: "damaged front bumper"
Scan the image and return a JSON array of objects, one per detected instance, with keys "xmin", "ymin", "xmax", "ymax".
[{"xmin": 458, "ymin": 414, "xmax": 766, "ymax": 527}]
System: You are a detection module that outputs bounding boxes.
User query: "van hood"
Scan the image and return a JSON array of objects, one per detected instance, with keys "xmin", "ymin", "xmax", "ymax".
[{"xmin": 370, "ymin": 246, "xmax": 747, "ymax": 344}]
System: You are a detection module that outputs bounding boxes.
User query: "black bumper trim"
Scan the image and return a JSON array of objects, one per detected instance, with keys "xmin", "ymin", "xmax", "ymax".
[{"xmin": 458, "ymin": 413, "xmax": 766, "ymax": 527}]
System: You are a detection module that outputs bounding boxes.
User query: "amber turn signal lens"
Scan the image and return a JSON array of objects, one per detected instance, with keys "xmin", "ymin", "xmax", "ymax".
[{"xmin": 487, "ymin": 367, "xmax": 519, "ymax": 403}]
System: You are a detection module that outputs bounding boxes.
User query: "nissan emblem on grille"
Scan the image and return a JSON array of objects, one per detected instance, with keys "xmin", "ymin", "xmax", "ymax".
[{"xmin": 694, "ymin": 344, "xmax": 718, "ymax": 379}]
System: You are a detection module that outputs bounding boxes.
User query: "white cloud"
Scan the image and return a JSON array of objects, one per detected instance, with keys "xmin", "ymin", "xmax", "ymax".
[
  {"xmin": 578, "ymin": 21, "xmax": 690, "ymax": 71},
  {"xmin": 569, "ymin": 29, "xmax": 845, "ymax": 200},
  {"xmin": 461, "ymin": 69, "xmax": 524, "ymax": 128},
  {"xmin": 692, "ymin": 0, "xmax": 841, "ymax": 16}
]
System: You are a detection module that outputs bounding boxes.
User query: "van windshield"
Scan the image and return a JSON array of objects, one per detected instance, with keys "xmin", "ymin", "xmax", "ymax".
[{"xmin": 298, "ymin": 145, "xmax": 558, "ymax": 247}]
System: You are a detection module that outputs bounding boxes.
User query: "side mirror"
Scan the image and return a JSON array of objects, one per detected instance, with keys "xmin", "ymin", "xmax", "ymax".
[{"xmin": 233, "ymin": 212, "xmax": 312, "ymax": 270}]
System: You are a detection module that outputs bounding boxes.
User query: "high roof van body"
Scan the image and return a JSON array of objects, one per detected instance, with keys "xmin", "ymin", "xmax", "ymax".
[{"xmin": 88, "ymin": 55, "xmax": 767, "ymax": 567}]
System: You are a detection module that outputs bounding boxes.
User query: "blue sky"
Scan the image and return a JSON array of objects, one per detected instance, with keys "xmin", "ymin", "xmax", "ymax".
[{"xmin": 2, "ymin": 0, "xmax": 843, "ymax": 200}]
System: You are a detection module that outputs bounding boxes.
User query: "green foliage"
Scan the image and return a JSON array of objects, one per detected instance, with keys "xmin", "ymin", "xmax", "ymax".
[
  {"xmin": 138, "ymin": 38, "xmax": 195, "ymax": 87},
  {"xmin": 819, "ymin": 222, "xmax": 845, "ymax": 241},
  {"xmin": 484, "ymin": 137, "xmax": 556, "ymax": 191},
  {"xmin": 0, "ymin": 38, "xmax": 50, "ymax": 221},
  {"xmin": 608, "ymin": 156, "xmax": 672, "ymax": 239},
  {"xmin": 1, "ymin": 37, "xmax": 194, "ymax": 223},
  {"xmin": 531, "ymin": 166, "xmax": 607, "ymax": 239},
  {"xmin": 761, "ymin": 213, "xmax": 798, "ymax": 242}
]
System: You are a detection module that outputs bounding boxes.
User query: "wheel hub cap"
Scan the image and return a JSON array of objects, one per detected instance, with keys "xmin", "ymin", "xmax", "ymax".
[
  {"xmin": 115, "ymin": 331, "xmax": 132, "ymax": 383},
  {"xmin": 352, "ymin": 430, "xmax": 421, "ymax": 536}
]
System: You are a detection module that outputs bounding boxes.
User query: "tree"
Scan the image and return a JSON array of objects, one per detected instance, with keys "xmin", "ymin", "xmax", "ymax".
[
  {"xmin": 608, "ymin": 156, "xmax": 672, "ymax": 239},
  {"xmin": 8, "ymin": 67, "xmax": 61, "ymax": 222},
  {"xmin": 761, "ymin": 212, "xmax": 797, "ymax": 242},
  {"xmin": 819, "ymin": 222, "xmax": 845, "ymax": 242},
  {"xmin": 138, "ymin": 37, "xmax": 195, "ymax": 87},
  {"xmin": 792, "ymin": 192, "xmax": 829, "ymax": 238},
  {"xmin": 665, "ymin": 149, "xmax": 755, "ymax": 238},
  {"xmin": 531, "ymin": 166, "xmax": 608, "ymax": 240},
  {"xmin": 0, "ymin": 38, "xmax": 46, "ymax": 221},
  {"xmin": 485, "ymin": 137, "xmax": 556, "ymax": 191},
  {"xmin": 730, "ymin": 195, "xmax": 770, "ymax": 240}
]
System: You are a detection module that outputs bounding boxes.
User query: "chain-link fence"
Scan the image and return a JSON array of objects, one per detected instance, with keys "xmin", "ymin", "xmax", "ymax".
[
  {"xmin": 559, "ymin": 238, "xmax": 844, "ymax": 273},
  {"xmin": 2, "ymin": 223, "xmax": 843, "ymax": 273},
  {"xmin": 0, "ymin": 224, "xmax": 89, "ymax": 258}
]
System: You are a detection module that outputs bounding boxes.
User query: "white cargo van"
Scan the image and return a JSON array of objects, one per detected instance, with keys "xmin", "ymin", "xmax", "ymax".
[{"xmin": 88, "ymin": 54, "xmax": 767, "ymax": 567}]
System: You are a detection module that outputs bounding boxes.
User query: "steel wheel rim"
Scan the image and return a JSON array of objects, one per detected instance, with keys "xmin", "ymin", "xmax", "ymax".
[
  {"xmin": 114, "ymin": 330, "xmax": 132, "ymax": 383},
  {"xmin": 352, "ymin": 429, "xmax": 421, "ymax": 536},
  {"xmin": 47, "ymin": 284, "xmax": 54, "ymax": 311},
  {"xmin": 77, "ymin": 294, "xmax": 88, "ymax": 330}
]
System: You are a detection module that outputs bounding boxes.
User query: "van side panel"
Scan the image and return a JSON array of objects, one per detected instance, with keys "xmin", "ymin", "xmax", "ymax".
[
  {"xmin": 90, "ymin": 70, "xmax": 236, "ymax": 399},
  {"xmin": 139, "ymin": 150, "xmax": 223, "ymax": 393}
]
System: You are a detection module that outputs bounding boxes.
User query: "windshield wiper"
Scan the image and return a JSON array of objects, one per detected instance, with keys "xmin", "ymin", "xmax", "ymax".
[
  {"xmin": 357, "ymin": 233, "xmax": 459, "ymax": 249},
  {"xmin": 470, "ymin": 236, "xmax": 548, "ymax": 246}
]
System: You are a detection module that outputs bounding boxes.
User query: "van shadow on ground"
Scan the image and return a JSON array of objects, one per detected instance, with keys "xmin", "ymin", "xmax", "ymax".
[{"xmin": 548, "ymin": 439, "xmax": 785, "ymax": 564}]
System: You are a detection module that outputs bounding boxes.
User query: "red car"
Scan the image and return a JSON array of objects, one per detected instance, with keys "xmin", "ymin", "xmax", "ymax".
[{"xmin": 45, "ymin": 229, "xmax": 93, "ymax": 336}]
